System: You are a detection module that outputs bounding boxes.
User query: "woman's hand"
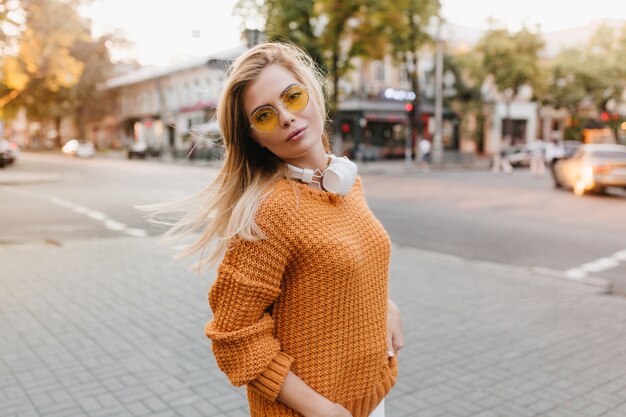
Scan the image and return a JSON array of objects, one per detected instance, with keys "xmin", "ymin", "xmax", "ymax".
[
  {"xmin": 312, "ymin": 403, "xmax": 353, "ymax": 417},
  {"xmin": 278, "ymin": 371, "xmax": 353, "ymax": 417},
  {"xmin": 387, "ymin": 299, "xmax": 404, "ymax": 357}
]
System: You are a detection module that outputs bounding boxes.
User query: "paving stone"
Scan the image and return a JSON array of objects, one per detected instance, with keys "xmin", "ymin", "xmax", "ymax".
[{"xmin": 2, "ymin": 237, "xmax": 626, "ymax": 417}]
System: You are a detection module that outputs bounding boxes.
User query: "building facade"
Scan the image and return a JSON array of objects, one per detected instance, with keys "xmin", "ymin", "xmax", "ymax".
[
  {"xmin": 93, "ymin": 47, "xmax": 244, "ymax": 156},
  {"xmin": 335, "ymin": 51, "xmax": 460, "ymax": 160}
]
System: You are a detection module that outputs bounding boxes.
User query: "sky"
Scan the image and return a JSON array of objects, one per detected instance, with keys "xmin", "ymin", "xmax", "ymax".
[{"xmin": 81, "ymin": 0, "xmax": 626, "ymax": 67}]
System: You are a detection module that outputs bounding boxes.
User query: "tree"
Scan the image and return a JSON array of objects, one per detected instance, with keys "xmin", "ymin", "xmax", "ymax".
[
  {"xmin": 382, "ymin": 0, "xmax": 441, "ymax": 151},
  {"xmin": 250, "ymin": 0, "xmax": 324, "ymax": 68},
  {"xmin": 1, "ymin": 0, "xmax": 117, "ymax": 145},
  {"xmin": 0, "ymin": 0, "xmax": 19, "ymax": 51},
  {"xmin": 469, "ymin": 25, "xmax": 544, "ymax": 169},
  {"xmin": 234, "ymin": 0, "xmax": 389, "ymax": 114},
  {"xmin": 446, "ymin": 51, "xmax": 485, "ymax": 150},
  {"xmin": 475, "ymin": 26, "xmax": 545, "ymax": 100},
  {"xmin": 2, "ymin": 0, "xmax": 87, "ymax": 120},
  {"xmin": 544, "ymin": 24, "xmax": 626, "ymax": 141}
]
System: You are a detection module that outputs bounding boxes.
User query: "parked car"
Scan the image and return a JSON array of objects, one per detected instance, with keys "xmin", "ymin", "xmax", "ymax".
[
  {"xmin": 552, "ymin": 144, "xmax": 626, "ymax": 195},
  {"xmin": 62, "ymin": 139, "xmax": 96, "ymax": 158},
  {"xmin": 489, "ymin": 144, "xmax": 534, "ymax": 168},
  {"xmin": 0, "ymin": 139, "xmax": 20, "ymax": 167},
  {"xmin": 562, "ymin": 140, "xmax": 582, "ymax": 158},
  {"xmin": 127, "ymin": 141, "xmax": 162, "ymax": 159}
]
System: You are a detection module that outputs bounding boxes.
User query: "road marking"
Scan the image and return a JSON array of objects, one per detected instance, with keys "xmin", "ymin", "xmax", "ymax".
[
  {"xmin": 2, "ymin": 186, "xmax": 149, "ymax": 238},
  {"xmin": 613, "ymin": 249, "xmax": 626, "ymax": 261},
  {"xmin": 564, "ymin": 268, "xmax": 587, "ymax": 281},
  {"xmin": 104, "ymin": 220, "xmax": 126, "ymax": 231},
  {"xmin": 560, "ymin": 249, "xmax": 626, "ymax": 289},
  {"xmin": 86, "ymin": 210, "xmax": 108, "ymax": 221},
  {"xmin": 579, "ymin": 257, "xmax": 620, "ymax": 273},
  {"xmin": 125, "ymin": 228, "xmax": 148, "ymax": 237},
  {"xmin": 72, "ymin": 205, "xmax": 90, "ymax": 214}
]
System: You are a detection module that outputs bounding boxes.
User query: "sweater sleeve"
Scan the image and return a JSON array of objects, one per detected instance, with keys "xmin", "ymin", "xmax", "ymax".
[{"xmin": 204, "ymin": 199, "xmax": 294, "ymax": 402}]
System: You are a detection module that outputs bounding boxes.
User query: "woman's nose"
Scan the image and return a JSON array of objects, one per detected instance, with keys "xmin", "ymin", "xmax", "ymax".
[{"xmin": 277, "ymin": 106, "xmax": 295, "ymax": 127}]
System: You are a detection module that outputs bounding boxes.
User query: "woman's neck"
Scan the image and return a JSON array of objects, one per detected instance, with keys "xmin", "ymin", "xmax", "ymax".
[{"xmin": 284, "ymin": 147, "xmax": 330, "ymax": 173}]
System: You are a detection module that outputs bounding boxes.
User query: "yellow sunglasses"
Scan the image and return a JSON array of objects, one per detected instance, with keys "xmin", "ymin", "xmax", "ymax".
[{"xmin": 249, "ymin": 84, "xmax": 310, "ymax": 132}]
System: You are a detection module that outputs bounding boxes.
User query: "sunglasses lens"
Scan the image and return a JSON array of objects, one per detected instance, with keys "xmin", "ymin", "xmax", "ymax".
[
  {"xmin": 251, "ymin": 107, "xmax": 278, "ymax": 132},
  {"xmin": 282, "ymin": 85, "xmax": 309, "ymax": 112},
  {"xmin": 250, "ymin": 84, "xmax": 309, "ymax": 132}
]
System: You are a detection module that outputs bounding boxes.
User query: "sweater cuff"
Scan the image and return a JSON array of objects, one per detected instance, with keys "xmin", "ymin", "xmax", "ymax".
[{"xmin": 249, "ymin": 351, "xmax": 294, "ymax": 402}]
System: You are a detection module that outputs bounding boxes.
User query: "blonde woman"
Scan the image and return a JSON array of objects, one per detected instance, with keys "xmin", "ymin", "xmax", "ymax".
[{"xmin": 161, "ymin": 43, "xmax": 404, "ymax": 417}]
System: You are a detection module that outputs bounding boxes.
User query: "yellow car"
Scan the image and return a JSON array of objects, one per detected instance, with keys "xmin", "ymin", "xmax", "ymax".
[{"xmin": 553, "ymin": 144, "xmax": 626, "ymax": 196}]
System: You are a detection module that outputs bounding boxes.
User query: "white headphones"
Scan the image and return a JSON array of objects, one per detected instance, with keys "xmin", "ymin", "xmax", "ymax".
[{"xmin": 287, "ymin": 154, "xmax": 358, "ymax": 196}]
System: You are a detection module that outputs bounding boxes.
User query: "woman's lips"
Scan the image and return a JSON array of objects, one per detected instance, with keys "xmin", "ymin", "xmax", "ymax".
[{"xmin": 287, "ymin": 126, "xmax": 307, "ymax": 141}]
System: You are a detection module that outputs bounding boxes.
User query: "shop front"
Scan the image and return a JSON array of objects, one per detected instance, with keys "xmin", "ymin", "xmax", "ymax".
[{"xmin": 336, "ymin": 98, "xmax": 459, "ymax": 160}]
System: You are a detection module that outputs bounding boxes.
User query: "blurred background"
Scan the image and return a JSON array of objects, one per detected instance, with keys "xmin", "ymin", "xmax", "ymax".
[{"xmin": 1, "ymin": 0, "xmax": 626, "ymax": 162}]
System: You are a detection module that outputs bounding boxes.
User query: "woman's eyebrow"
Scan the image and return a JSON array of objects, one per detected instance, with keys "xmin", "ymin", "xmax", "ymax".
[{"xmin": 249, "ymin": 83, "xmax": 298, "ymax": 116}]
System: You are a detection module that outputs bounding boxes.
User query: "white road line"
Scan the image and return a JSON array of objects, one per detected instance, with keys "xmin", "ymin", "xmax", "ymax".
[
  {"xmin": 612, "ymin": 249, "xmax": 626, "ymax": 261},
  {"xmin": 2, "ymin": 186, "xmax": 148, "ymax": 238},
  {"xmin": 73, "ymin": 205, "xmax": 89, "ymax": 214},
  {"xmin": 104, "ymin": 220, "xmax": 126, "ymax": 231},
  {"xmin": 560, "ymin": 249, "xmax": 626, "ymax": 288},
  {"xmin": 579, "ymin": 257, "xmax": 621, "ymax": 273},
  {"xmin": 564, "ymin": 268, "xmax": 587, "ymax": 281},
  {"xmin": 125, "ymin": 228, "xmax": 148, "ymax": 237},
  {"xmin": 86, "ymin": 210, "xmax": 108, "ymax": 221}
]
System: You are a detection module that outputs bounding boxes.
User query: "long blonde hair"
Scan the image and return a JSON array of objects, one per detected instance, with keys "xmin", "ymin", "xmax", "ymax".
[{"xmin": 149, "ymin": 43, "xmax": 331, "ymax": 273}]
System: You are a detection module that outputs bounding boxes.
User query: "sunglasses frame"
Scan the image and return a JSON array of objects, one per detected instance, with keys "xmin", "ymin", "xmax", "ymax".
[{"xmin": 249, "ymin": 84, "xmax": 310, "ymax": 132}]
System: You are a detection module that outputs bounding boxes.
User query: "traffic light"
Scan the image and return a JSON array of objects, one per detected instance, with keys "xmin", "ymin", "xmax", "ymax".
[{"xmin": 405, "ymin": 102, "xmax": 415, "ymax": 128}]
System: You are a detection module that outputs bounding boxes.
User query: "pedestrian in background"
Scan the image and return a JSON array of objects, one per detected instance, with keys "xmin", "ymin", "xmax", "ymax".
[
  {"xmin": 150, "ymin": 43, "xmax": 403, "ymax": 417},
  {"xmin": 530, "ymin": 139, "xmax": 546, "ymax": 177},
  {"xmin": 545, "ymin": 139, "xmax": 565, "ymax": 180},
  {"xmin": 419, "ymin": 137, "xmax": 431, "ymax": 171}
]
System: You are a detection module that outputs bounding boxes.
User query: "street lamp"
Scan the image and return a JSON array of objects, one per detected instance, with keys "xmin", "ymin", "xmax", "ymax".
[
  {"xmin": 492, "ymin": 88, "xmax": 514, "ymax": 173},
  {"xmin": 432, "ymin": 19, "xmax": 445, "ymax": 166}
]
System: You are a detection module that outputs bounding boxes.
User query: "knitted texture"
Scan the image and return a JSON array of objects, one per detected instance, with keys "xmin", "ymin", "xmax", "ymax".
[{"xmin": 205, "ymin": 177, "xmax": 398, "ymax": 417}]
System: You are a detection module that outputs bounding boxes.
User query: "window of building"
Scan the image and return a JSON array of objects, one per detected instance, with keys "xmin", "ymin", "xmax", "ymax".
[
  {"xmin": 374, "ymin": 60, "xmax": 385, "ymax": 83},
  {"xmin": 399, "ymin": 63, "xmax": 408, "ymax": 83}
]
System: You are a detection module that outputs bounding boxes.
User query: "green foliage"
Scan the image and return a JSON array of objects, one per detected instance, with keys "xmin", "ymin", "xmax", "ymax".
[
  {"xmin": 1, "ymin": 0, "xmax": 115, "ymax": 136},
  {"xmin": 564, "ymin": 115, "xmax": 585, "ymax": 141},
  {"xmin": 546, "ymin": 23, "xmax": 626, "ymax": 113},
  {"xmin": 382, "ymin": 0, "xmax": 440, "ymax": 62},
  {"xmin": 234, "ymin": 0, "xmax": 440, "ymax": 115},
  {"xmin": 474, "ymin": 26, "xmax": 545, "ymax": 96}
]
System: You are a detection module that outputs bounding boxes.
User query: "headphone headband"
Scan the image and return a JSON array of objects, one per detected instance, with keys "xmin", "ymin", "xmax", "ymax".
[{"xmin": 286, "ymin": 154, "xmax": 357, "ymax": 196}]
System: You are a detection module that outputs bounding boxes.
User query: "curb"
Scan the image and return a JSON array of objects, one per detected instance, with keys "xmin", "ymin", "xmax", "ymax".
[
  {"xmin": 531, "ymin": 266, "xmax": 613, "ymax": 292},
  {"xmin": 393, "ymin": 243, "xmax": 613, "ymax": 293},
  {"xmin": 357, "ymin": 162, "xmax": 491, "ymax": 175}
]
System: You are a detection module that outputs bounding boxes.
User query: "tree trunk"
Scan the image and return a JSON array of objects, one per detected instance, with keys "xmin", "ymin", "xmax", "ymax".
[
  {"xmin": 55, "ymin": 117, "xmax": 62, "ymax": 148},
  {"xmin": 410, "ymin": 53, "xmax": 421, "ymax": 160},
  {"xmin": 407, "ymin": 4, "xmax": 421, "ymax": 162},
  {"xmin": 76, "ymin": 105, "xmax": 86, "ymax": 141}
]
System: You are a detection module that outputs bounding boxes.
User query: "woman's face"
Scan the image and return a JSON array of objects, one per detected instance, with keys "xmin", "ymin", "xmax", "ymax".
[{"xmin": 243, "ymin": 64, "xmax": 325, "ymax": 166}]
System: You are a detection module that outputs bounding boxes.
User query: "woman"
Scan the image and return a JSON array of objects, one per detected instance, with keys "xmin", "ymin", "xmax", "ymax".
[{"xmin": 161, "ymin": 43, "xmax": 403, "ymax": 417}]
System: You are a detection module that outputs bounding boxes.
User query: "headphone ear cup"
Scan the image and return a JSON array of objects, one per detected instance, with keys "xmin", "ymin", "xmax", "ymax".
[
  {"xmin": 339, "ymin": 156, "xmax": 357, "ymax": 186},
  {"xmin": 322, "ymin": 156, "xmax": 358, "ymax": 195}
]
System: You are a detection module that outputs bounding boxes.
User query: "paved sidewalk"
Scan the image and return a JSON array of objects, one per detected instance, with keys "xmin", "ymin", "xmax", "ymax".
[{"xmin": 1, "ymin": 237, "xmax": 626, "ymax": 417}]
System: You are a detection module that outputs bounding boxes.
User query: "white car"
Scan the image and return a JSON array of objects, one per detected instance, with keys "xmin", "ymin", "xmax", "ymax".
[
  {"xmin": 0, "ymin": 139, "xmax": 20, "ymax": 167},
  {"xmin": 553, "ymin": 144, "xmax": 626, "ymax": 195},
  {"xmin": 62, "ymin": 139, "xmax": 95, "ymax": 158}
]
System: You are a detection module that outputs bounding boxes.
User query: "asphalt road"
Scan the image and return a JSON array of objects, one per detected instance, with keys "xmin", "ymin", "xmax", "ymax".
[{"xmin": 2, "ymin": 152, "xmax": 625, "ymax": 291}]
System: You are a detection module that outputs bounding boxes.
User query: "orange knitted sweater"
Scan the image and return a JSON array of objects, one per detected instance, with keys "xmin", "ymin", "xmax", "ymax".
[{"xmin": 205, "ymin": 177, "xmax": 397, "ymax": 417}]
